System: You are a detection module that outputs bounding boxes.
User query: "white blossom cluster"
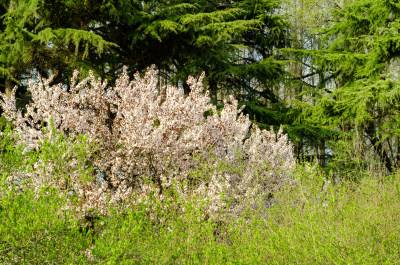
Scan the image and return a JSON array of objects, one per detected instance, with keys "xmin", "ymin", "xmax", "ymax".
[{"xmin": 0, "ymin": 66, "xmax": 295, "ymax": 220}]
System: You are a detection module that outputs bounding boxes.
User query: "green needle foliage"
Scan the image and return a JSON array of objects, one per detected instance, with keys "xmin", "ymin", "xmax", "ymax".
[
  {"xmin": 0, "ymin": 0, "xmax": 288, "ymax": 103},
  {"xmin": 288, "ymin": 0, "xmax": 400, "ymax": 174},
  {"xmin": 0, "ymin": 1, "xmax": 292, "ymax": 153},
  {"xmin": 0, "ymin": 0, "xmax": 117, "ymax": 96}
]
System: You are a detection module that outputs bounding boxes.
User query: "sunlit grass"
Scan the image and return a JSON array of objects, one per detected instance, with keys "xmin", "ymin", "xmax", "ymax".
[{"xmin": 1, "ymin": 128, "xmax": 400, "ymax": 264}]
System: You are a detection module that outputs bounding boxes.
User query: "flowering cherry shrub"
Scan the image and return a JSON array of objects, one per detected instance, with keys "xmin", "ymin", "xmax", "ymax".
[{"xmin": 0, "ymin": 66, "xmax": 295, "ymax": 220}]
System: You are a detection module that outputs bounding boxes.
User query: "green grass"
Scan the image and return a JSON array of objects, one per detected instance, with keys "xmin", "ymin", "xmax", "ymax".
[
  {"xmin": 0, "ymin": 185, "xmax": 92, "ymax": 264},
  {"xmin": 2, "ymin": 171, "xmax": 400, "ymax": 264},
  {"xmin": 1, "ymin": 128, "xmax": 400, "ymax": 264}
]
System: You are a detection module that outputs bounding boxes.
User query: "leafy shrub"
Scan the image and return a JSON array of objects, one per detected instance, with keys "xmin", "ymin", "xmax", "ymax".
[{"xmin": 0, "ymin": 67, "xmax": 295, "ymax": 219}]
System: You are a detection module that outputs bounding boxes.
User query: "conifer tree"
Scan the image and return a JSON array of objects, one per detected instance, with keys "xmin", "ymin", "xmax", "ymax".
[
  {"xmin": 0, "ymin": 0, "xmax": 116, "ymax": 97},
  {"xmin": 0, "ymin": 0, "xmax": 288, "ymax": 105},
  {"xmin": 294, "ymin": 0, "xmax": 400, "ymax": 173}
]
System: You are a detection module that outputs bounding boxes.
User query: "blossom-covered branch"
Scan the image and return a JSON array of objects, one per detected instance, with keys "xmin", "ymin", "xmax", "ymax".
[{"xmin": 0, "ymin": 66, "xmax": 295, "ymax": 219}]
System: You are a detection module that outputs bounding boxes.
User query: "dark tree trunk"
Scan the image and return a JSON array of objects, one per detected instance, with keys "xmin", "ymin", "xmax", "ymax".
[
  {"xmin": 320, "ymin": 140, "xmax": 326, "ymax": 168},
  {"xmin": 183, "ymin": 82, "xmax": 190, "ymax": 96},
  {"xmin": 365, "ymin": 122, "xmax": 394, "ymax": 173}
]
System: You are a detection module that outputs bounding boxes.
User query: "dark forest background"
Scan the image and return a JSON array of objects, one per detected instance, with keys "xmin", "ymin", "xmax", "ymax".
[{"xmin": 1, "ymin": 0, "xmax": 399, "ymax": 178}]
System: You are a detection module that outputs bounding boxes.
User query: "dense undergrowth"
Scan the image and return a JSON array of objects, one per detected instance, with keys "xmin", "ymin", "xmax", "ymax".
[{"xmin": 1, "ymin": 126, "xmax": 400, "ymax": 264}]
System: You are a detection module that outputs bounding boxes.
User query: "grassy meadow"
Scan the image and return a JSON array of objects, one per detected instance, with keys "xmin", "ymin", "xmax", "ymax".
[{"xmin": 1, "ymin": 127, "xmax": 400, "ymax": 264}]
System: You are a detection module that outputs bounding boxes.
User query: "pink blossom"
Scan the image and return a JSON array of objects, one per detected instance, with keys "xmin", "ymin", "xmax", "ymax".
[{"xmin": 0, "ymin": 66, "xmax": 295, "ymax": 220}]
